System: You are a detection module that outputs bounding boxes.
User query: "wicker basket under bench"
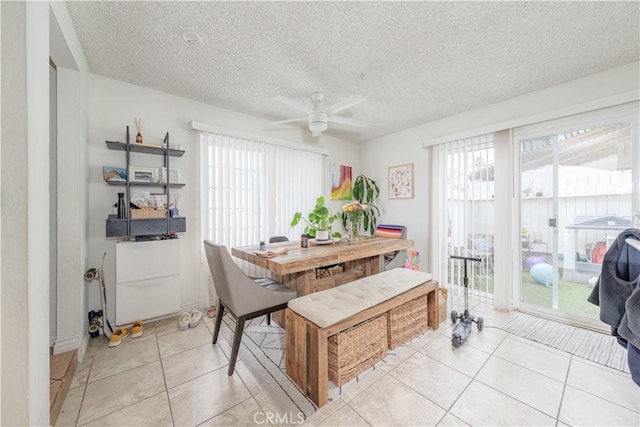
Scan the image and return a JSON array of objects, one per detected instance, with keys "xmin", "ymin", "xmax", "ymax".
[
  {"xmin": 285, "ymin": 268, "xmax": 439, "ymax": 407},
  {"xmin": 328, "ymin": 314, "xmax": 388, "ymax": 386}
]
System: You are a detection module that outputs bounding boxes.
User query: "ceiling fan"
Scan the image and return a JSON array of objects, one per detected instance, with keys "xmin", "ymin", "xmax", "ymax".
[{"xmin": 266, "ymin": 92, "xmax": 366, "ymax": 137}]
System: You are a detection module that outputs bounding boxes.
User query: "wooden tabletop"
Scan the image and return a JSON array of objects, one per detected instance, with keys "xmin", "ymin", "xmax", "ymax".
[{"xmin": 232, "ymin": 236, "xmax": 414, "ymax": 275}]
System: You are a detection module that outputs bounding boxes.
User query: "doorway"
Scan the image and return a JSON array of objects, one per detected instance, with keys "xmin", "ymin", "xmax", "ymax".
[
  {"xmin": 515, "ymin": 107, "xmax": 638, "ymax": 329},
  {"xmin": 49, "ymin": 57, "xmax": 58, "ymax": 347}
]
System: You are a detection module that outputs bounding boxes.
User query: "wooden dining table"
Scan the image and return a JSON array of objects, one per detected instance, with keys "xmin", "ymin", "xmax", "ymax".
[{"xmin": 232, "ymin": 236, "xmax": 414, "ymax": 326}]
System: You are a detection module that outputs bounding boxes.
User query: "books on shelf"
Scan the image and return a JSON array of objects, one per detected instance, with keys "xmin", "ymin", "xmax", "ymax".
[{"xmin": 376, "ymin": 224, "xmax": 405, "ymax": 239}]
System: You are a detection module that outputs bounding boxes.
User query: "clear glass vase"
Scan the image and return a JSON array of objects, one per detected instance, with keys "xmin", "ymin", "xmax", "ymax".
[{"xmin": 348, "ymin": 218, "xmax": 360, "ymax": 244}]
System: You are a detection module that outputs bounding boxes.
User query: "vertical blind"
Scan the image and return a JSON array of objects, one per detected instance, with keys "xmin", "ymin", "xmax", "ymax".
[
  {"xmin": 200, "ymin": 132, "xmax": 324, "ymax": 250},
  {"xmin": 431, "ymin": 133, "xmax": 496, "ymax": 306}
]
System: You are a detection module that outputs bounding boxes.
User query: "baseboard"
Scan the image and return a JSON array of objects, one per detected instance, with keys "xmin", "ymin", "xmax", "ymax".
[
  {"xmin": 180, "ymin": 301, "xmax": 210, "ymax": 313},
  {"xmin": 53, "ymin": 335, "xmax": 80, "ymax": 355},
  {"xmin": 77, "ymin": 331, "xmax": 89, "ymax": 362}
]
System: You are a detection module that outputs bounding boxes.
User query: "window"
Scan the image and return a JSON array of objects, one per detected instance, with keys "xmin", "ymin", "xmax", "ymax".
[{"xmin": 200, "ymin": 132, "xmax": 324, "ymax": 250}]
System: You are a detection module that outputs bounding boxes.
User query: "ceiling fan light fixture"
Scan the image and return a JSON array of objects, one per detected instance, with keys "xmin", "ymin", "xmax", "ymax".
[
  {"xmin": 266, "ymin": 92, "xmax": 365, "ymax": 137},
  {"xmin": 308, "ymin": 112, "xmax": 328, "ymax": 136}
]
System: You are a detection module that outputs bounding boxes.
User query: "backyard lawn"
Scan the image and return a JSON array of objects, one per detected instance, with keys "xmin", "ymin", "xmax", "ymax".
[
  {"xmin": 521, "ymin": 273, "xmax": 600, "ymax": 318},
  {"xmin": 448, "ymin": 269, "xmax": 600, "ymax": 319}
]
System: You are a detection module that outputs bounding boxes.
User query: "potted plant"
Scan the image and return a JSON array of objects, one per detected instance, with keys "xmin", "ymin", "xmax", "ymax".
[
  {"xmin": 291, "ymin": 196, "xmax": 341, "ymax": 240},
  {"xmin": 342, "ymin": 174, "xmax": 380, "ymax": 236}
]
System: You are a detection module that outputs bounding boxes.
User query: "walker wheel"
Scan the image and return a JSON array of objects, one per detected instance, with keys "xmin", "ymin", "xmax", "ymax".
[
  {"xmin": 452, "ymin": 335, "xmax": 461, "ymax": 348},
  {"xmin": 451, "ymin": 310, "xmax": 458, "ymax": 323},
  {"xmin": 477, "ymin": 317, "xmax": 484, "ymax": 332}
]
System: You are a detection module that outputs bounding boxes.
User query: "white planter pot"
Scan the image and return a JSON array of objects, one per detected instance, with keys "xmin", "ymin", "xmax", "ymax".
[{"xmin": 315, "ymin": 230, "xmax": 330, "ymax": 241}]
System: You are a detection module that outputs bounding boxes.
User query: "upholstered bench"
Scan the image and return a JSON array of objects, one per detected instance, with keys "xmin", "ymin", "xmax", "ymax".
[{"xmin": 285, "ymin": 268, "xmax": 438, "ymax": 407}]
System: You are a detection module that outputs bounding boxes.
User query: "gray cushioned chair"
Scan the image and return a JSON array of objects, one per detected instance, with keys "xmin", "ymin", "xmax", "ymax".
[
  {"xmin": 203, "ymin": 240, "xmax": 297, "ymax": 375},
  {"xmin": 269, "ymin": 235, "xmax": 289, "ymax": 243}
]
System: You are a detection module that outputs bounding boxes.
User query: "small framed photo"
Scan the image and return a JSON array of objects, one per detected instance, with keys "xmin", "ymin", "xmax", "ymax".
[
  {"xmin": 388, "ymin": 163, "xmax": 414, "ymax": 199},
  {"xmin": 129, "ymin": 166, "xmax": 158, "ymax": 183},
  {"xmin": 159, "ymin": 167, "xmax": 180, "ymax": 184},
  {"xmin": 149, "ymin": 193, "xmax": 168, "ymax": 209},
  {"xmin": 102, "ymin": 166, "xmax": 127, "ymax": 182}
]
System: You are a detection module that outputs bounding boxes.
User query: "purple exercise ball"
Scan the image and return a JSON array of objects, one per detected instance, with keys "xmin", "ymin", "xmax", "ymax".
[{"xmin": 525, "ymin": 256, "xmax": 548, "ymax": 271}]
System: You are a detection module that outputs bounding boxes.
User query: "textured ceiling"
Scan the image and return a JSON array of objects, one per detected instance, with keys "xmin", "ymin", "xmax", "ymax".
[{"xmin": 65, "ymin": 1, "xmax": 639, "ymax": 142}]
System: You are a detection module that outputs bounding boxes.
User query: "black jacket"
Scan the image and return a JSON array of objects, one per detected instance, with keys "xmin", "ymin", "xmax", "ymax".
[{"xmin": 588, "ymin": 228, "xmax": 640, "ymax": 331}]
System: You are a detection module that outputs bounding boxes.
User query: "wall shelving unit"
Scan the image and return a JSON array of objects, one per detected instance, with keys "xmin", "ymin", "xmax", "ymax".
[{"xmin": 105, "ymin": 126, "xmax": 186, "ymax": 237}]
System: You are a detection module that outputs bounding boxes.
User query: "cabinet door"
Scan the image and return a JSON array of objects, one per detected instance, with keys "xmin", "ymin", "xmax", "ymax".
[
  {"xmin": 115, "ymin": 239, "xmax": 181, "ymax": 325},
  {"xmin": 116, "ymin": 239, "xmax": 180, "ymax": 283},
  {"xmin": 116, "ymin": 276, "xmax": 180, "ymax": 325}
]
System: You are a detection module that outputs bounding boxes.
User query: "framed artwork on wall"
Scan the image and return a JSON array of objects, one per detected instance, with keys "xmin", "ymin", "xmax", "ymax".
[
  {"xmin": 388, "ymin": 163, "xmax": 414, "ymax": 199},
  {"xmin": 330, "ymin": 163, "xmax": 353, "ymax": 200}
]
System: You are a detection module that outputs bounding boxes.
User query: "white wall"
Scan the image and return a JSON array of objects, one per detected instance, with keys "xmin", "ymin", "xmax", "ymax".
[
  {"xmin": 361, "ymin": 61, "xmax": 640, "ymax": 273},
  {"xmin": 50, "ymin": 0, "xmax": 91, "ymax": 357},
  {"xmin": 1, "ymin": 2, "xmax": 30, "ymax": 424},
  {"xmin": 26, "ymin": 2, "xmax": 50, "ymax": 422},
  {"xmin": 0, "ymin": 2, "xmax": 89, "ymax": 424},
  {"xmin": 88, "ymin": 75, "xmax": 360, "ymax": 318}
]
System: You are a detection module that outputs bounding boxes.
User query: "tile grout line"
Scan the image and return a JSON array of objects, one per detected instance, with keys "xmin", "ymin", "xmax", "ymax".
[
  {"xmin": 221, "ymin": 315, "xmax": 317, "ymax": 417},
  {"xmin": 71, "ymin": 354, "xmax": 94, "ymax": 427},
  {"xmin": 155, "ymin": 323, "xmax": 177, "ymax": 427},
  {"xmin": 554, "ymin": 355, "xmax": 573, "ymax": 427},
  {"xmin": 77, "ymin": 328, "xmax": 167, "ymax": 426},
  {"xmin": 343, "ymin": 401, "xmax": 374, "ymax": 427},
  {"xmin": 562, "ymin": 355, "xmax": 640, "ymax": 415},
  {"xmin": 466, "ymin": 332, "xmax": 563, "ymax": 423},
  {"xmin": 434, "ymin": 330, "xmax": 508, "ymax": 426}
]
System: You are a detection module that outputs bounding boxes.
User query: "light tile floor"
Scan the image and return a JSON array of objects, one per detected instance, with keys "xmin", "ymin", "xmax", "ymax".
[{"xmin": 57, "ymin": 301, "xmax": 640, "ymax": 426}]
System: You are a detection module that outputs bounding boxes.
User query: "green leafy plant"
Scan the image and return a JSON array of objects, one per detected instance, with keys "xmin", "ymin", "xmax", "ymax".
[
  {"xmin": 342, "ymin": 174, "xmax": 380, "ymax": 235},
  {"xmin": 291, "ymin": 196, "xmax": 341, "ymax": 238}
]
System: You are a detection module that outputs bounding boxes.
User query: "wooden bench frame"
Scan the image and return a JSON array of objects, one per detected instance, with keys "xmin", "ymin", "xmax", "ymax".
[{"xmin": 285, "ymin": 279, "xmax": 439, "ymax": 407}]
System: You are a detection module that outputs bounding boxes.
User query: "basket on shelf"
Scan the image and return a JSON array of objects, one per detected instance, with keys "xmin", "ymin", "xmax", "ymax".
[
  {"xmin": 316, "ymin": 264, "xmax": 343, "ymax": 279},
  {"xmin": 328, "ymin": 314, "xmax": 387, "ymax": 386},
  {"xmin": 129, "ymin": 208, "xmax": 167, "ymax": 219},
  {"xmin": 386, "ymin": 294, "xmax": 429, "ymax": 349}
]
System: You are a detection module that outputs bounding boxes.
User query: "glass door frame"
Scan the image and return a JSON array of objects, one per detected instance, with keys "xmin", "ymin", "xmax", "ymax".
[{"xmin": 511, "ymin": 102, "xmax": 640, "ymax": 331}]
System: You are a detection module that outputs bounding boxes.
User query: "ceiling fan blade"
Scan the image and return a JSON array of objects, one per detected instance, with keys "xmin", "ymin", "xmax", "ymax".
[
  {"xmin": 323, "ymin": 95, "xmax": 366, "ymax": 115},
  {"xmin": 273, "ymin": 95, "xmax": 312, "ymax": 114},
  {"xmin": 265, "ymin": 117, "xmax": 307, "ymax": 127},
  {"xmin": 327, "ymin": 116, "xmax": 366, "ymax": 128}
]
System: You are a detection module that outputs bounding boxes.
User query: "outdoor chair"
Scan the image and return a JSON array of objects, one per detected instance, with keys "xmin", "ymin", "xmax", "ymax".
[
  {"xmin": 203, "ymin": 241, "xmax": 297, "ymax": 375},
  {"xmin": 467, "ymin": 233, "xmax": 494, "ymax": 276}
]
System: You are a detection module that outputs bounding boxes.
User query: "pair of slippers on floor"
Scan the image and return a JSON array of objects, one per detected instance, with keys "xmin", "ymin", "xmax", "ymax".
[
  {"xmin": 109, "ymin": 320, "xmax": 143, "ymax": 347},
  {"xmin": 179, "ymin": 310, "xmax": 203, "ymax": 330}
]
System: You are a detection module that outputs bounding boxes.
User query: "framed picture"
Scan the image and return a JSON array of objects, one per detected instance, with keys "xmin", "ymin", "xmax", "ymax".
[
  {"xmin": 388, "ymin": 163, "xmax": 414, "ymax": 199},
  {"xmin": 129, "ymin": 166, "xmax": 158, "ymax": 183},
  {"xmin": 330, "ymin": 164, "xmax": 352, "ymax": 200},
  {"xmin": 159, "ymin": 167, "xmax": 180, "ymax": 184},
  {"xmin": 102, "ymin": 166, "xmax": 127, "ymax": 181}
]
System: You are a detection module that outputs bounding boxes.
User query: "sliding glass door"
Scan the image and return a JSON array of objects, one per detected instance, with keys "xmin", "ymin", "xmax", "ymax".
[{"xmin": 515, "ymin": 105, "xmax": 638, "ymax": 327}]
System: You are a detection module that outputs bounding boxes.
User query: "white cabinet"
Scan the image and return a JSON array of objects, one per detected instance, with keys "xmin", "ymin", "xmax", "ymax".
[{"xmin": 115, "ymin": 239, "xmax": 180, "ymax": 325}]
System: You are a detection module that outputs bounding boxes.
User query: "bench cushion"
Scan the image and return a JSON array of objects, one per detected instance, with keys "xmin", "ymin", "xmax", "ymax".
[{"xmin": 287, "ymin": 268, "xmax": 433, "ymax": 328}]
